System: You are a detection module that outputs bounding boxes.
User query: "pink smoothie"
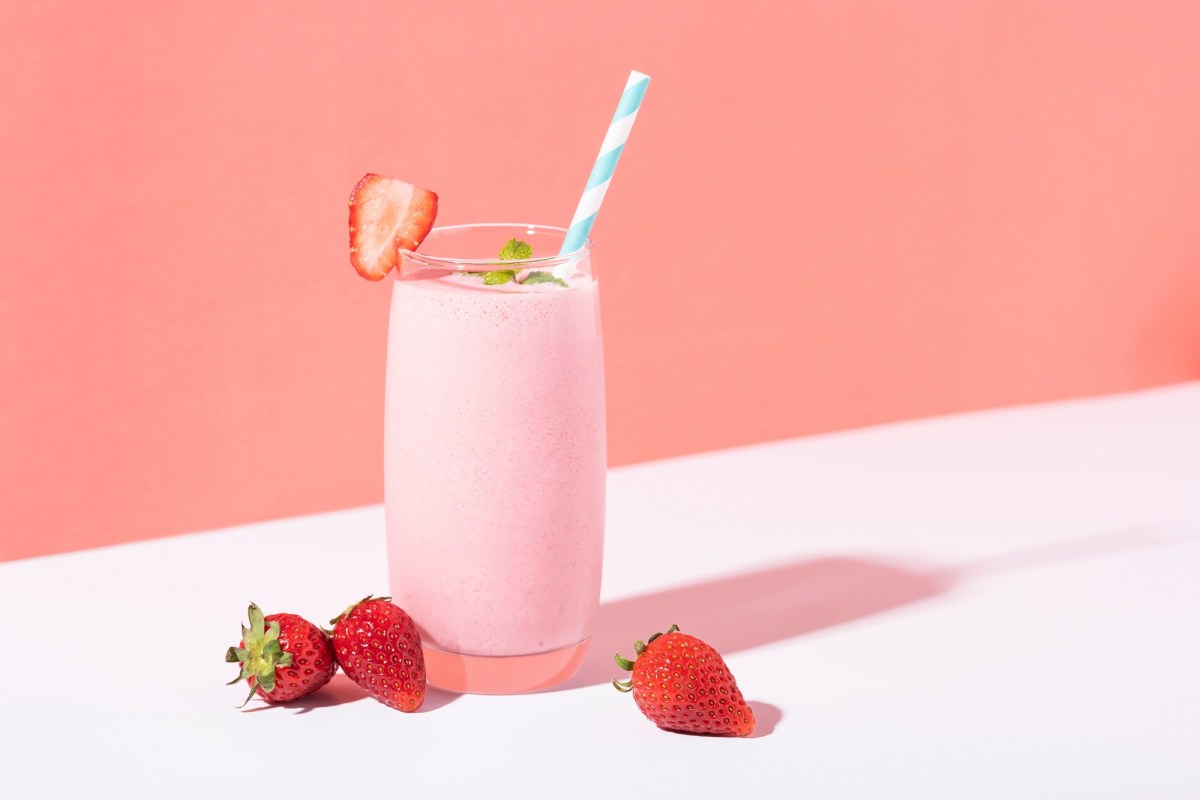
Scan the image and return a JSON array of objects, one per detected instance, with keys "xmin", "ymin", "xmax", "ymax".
[{"xmin": 384, "ymin": 272, "xmax": 606, "ymax": 659}]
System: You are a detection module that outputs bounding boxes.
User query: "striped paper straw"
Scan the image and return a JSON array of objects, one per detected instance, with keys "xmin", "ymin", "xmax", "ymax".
[{"xmin": 555, "ymin": 70, "xmax": 651, "ymax": 276}]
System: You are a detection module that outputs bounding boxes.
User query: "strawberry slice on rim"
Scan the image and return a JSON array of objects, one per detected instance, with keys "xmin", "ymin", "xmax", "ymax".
[{"xmin": 348, "ymin": 174, "xmax": 438, "ymax": 280}]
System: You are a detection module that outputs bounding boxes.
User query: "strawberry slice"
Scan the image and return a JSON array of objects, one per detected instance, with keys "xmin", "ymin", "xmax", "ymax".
[{"xmin": 348, "ymin": 174, "xmax": 438, "ymax": 280}]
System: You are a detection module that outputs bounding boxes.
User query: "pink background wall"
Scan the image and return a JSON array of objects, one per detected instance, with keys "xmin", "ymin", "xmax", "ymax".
[{"xmin": 3, "ymin": 1, "xmax": 1198, "ymax": 562}]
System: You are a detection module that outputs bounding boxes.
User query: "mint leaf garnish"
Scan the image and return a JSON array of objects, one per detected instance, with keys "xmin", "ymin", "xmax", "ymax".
[
  {"xmin": 523, "ymin": 271, "xmax": 568, "ymax": 288},
  {"xmin": 499, "ymin": 238, "xmax": 533, "ymax": 261},
  {"xmin": 482, "ymin": 269, "xmax": 516, "ymax": 285}
]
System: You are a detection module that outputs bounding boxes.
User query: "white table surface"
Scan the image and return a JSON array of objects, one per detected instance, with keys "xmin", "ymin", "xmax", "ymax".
[{"xmin": 3, "ymin": 384, "xmax": 1199, "ymax": 799}]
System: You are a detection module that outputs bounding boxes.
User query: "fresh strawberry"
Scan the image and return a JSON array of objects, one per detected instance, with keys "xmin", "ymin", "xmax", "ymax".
[
  {"xmin": 330, "ymin": 595, "xmax": 426, "ymax": 712},
  {"xmin": 613, "ymin": 624, "xmax": 755, "ymax": 737},
  {"xmin": 225, "ymin": 603, "xmax": 337, "ymax": 706},
  {"xmin": 348, "ymin": 174, "xmax": 438, "ymax": 280}
]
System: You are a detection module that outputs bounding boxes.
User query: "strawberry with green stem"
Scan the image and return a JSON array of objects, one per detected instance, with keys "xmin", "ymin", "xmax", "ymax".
[
  {"xmin": 329, "ymin": 595, "xmax": 426, "ymax": 712},
  {"xmin": 225, "ymin": 603, "xmax": 337, "ymax": 707},
  {"xmin": 614, "ymin": 624, "xmax": 756, "ymax": 737}
]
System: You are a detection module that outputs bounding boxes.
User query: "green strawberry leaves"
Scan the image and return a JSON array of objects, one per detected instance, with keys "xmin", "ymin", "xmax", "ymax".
[{"xmin": 225, "ymin": 602, "xmax": 293, "ymax": 707}]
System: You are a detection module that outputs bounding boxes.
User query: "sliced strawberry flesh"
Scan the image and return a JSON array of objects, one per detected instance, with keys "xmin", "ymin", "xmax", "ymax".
[{"xmin": 348, "ymin": 174, "xmax": 438, "ymax": 281}]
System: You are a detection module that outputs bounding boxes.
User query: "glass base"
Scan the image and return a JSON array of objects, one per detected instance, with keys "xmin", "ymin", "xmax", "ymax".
[{"xmin": 423, "ymin": 639, "xmax": 590, "ymax": 694}]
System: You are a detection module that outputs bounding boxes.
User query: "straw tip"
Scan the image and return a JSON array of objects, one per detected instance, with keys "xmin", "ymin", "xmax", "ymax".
[{"xmin": 629, "ymin": 70, "xmax": 651, "ymax": 85}]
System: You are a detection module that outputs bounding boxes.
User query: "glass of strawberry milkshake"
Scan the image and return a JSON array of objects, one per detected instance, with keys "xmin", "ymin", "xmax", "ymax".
[
  {"xmin": 384, "ymin": 222, "xmax": 605, "ymax": 693},
  {"xmin": 350, "ymin": 72, "xmax": 647, "ymax": 692}
]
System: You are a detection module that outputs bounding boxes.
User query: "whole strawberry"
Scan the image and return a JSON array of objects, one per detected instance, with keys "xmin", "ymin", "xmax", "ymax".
[
  {"xmin": 613, "ymin": 624, "xmax": 755, "ymax": 737},
  {"xmin": 330, "ymin": 595, "xmax": 426, "ymax": 712},
  {"xmin": 225, "ymin": 603, "xmax": 337, "ymax": 706}
]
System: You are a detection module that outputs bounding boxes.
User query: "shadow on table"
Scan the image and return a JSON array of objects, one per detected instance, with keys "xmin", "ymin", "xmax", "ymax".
[
  {"xmin": 242, "ymin": 674, "xmax": 366, "ymax": 714},
  {"xmin": 747, "ymin": 701, "xmax": 783, "ymax": 738},
  {"xmin": 953, "ymin": 522, "xmax": 1197, "ymax": 579},
  {"xmin": 553, "ymin": 556, "xmax": 951, "ymax": 692},
  {"xmin": 416, "ymin": 685, "xmax": 461, "ymax": 713},
  {"xmin": 547, "ymin": 521, "xmax": 1197, "ymax": 704},
  {"xmin": 249, "ymin": 526, "xmax": 1188, "ymax": 712},
  {"xmin": 242, "ymin": 673, "xmax": 460, "ymax": 714}
]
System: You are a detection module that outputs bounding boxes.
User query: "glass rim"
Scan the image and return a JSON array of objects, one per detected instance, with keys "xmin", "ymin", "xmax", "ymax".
[{"xmin": 398, "ymin": 222, "xmax": 594, "ymax": 269}]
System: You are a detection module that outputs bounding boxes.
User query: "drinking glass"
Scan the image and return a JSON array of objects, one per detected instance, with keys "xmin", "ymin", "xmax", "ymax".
[{"xmin": 385, "ymin": 223, "xmax": 605, "ymax": 693}]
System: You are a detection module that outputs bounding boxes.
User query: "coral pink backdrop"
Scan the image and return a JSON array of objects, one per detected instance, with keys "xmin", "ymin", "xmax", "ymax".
[{"xmin": 2, "ymin": 1, "xmax": 1198, "ymax": 562}]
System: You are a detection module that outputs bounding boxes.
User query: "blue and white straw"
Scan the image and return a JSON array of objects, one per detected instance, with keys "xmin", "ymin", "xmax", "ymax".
[{"xmin": 555, "ymin": 70, "xmax": 651, "ymax": 276}]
